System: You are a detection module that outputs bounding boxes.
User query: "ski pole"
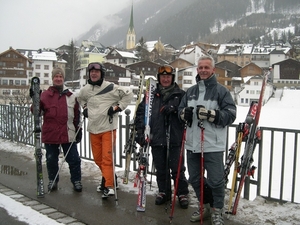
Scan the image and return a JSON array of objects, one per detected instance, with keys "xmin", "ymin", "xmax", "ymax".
[
  {"xmin": 169, "ymin": 122, "xmax": 187, "ymax": 223},
  {"xmin": 165, "ymin": 121, "xmax": 171, "ymax": 213},
  {"xmin": 198, "ymin": 119, "xmax": 205, "ymax": 225},
  {"xmin": 49, "ymin": 118, "xmax": 84, "ymax": 193},
  {"xmin": 110, "ymin": 115, "xmax": 119, "ymax": 206}
]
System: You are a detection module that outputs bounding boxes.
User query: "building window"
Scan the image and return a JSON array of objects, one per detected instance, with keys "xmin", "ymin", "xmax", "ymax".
[
  {"xmin": 2, "ymin": 80, "xmax": 8, "ymax": 85},
  {"xmin": 21, "ymin": 80, "xmax": 26, "ymax": 85},
  {"xmin": 29, "ymin": 72, "xmax": 33, "ymax": 77},
  {"xmin": 17, "ymin": 63, "xmax": 24, "ymax": 67},
  {"xmin": 183, "ymin": 72, "xmax": 192, "ymax": 76},
  {"xmin": 44, "ymin": 73, "xmax": 49, "ymax": 77},
  {"xmin": 35, "ymin": 73, "xmax": 40, "ymax": 77},
  {"xmin": 9, "ymin": 80, "xmax": 13, "ymax": 85},
  {"xmin": 44, "ymin": 65, "xmax": 49, "ymax": 70},
  {"xmin": 15, "ymin": 80, "xmax": 20, "ymax": 85},
  {"xmin": 35, "ymin": 65, "xmax": 41, "ymax": 69},
  {"xmin": 183, "ymin": 80, "xmax": 192, "ymax": 84},
  {"xmin": 245, "ymin": 98, "xmax": 248, "ymax": 104},
  {"xmin": 3, "ymin": 90, "xmax": 10, "ymax": 95},
  {"xmin": 250, "ymin": 90, "xmax": 255, "ymax": 94},
  {"xmin": 12, "ymin": 90, "xmax": 20, "ymax": 95},
  {"xmin": 0, "ymin": 62, "xmax": 6, "ymax": 66},
  {"xmin": 246, "ymin": 90, "xmax": 249, "ymax": 94},
  {"xmin": 241, "ymin": 98, "xmax": 244, "ymax": 103}
]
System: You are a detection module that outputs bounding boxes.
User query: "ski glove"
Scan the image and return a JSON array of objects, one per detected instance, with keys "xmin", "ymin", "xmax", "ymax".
[
  {"xmin": 135, "ymin": 130, "xmax": 145, "ymax": 147},
  {"xmin": 83, "ymin": 108, "xmax": 88, "ymax": 118},
  {"xmin": 160, "ymin": 105, "xmax": 176, "ymax": 115},
  {"xmin": 196, "ymin": 105, "xmax": 216, "ymax": 123},
  {"xmin": 180, "ymin": 107, "xmax": 194, "ymax": 126},
  {"xmin": 160, "ymin": 96, "xmax": 179, "ymax": 115},
  {"xmin": 75, "ymin": 128, "xmax": 82, "ymax": 143},
  {"xmin": 108, "ymin": 106, "xmax": 122, "ymax": 117}
]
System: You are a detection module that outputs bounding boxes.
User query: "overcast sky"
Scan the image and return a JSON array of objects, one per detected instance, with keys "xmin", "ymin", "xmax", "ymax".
[{"xmin": 0, "ymin": 0, "xmax": 132, "ymax": 52}]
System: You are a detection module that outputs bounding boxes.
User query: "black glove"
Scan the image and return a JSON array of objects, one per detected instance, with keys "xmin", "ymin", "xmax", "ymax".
[
  {"xmin": 160, "ymin": 105, "xmax": 176, "ymax": 115},
  {"xmin": 108, "ymin": 106, "xmax": 122, "ymax": 117},
  {"xmin": 75, "ymin": 128, "xmax": 82, "ymax": 143},
  {"xmin": 196, "ymin": 105, "xmax": 216, "ymax": 123},
  {"xmin": 135, "ymin": 130, "xmax": 145, "ymax": 147},
  {"xmin": 160, "ymin": 96, "xmax": 179, "ymax": 115},
  {"xmin": 83, "ymin": 108, "xmax": 88, "ymax": 118},
  {"xmin": 180, "ymin": 107, "xmax": 194, "ymax": 126}
]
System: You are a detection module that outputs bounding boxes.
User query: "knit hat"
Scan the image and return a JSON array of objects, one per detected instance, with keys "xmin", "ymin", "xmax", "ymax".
[{"xmin": 52, "ymin": 68, "xmax": 65, "ymax": 79}]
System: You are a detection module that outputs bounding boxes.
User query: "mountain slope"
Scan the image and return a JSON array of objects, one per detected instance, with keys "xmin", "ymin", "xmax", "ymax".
[{"xmin": 77, "ymin": 0, "xmax": 300, "ymax": 48}]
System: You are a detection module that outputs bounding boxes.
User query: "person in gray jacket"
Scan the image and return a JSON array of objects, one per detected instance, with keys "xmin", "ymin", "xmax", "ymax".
[
  {"xmin": 178, "ymin": 55, "xmax": 236, "ymax": 224},
  {"xmin": 77, "ymin": 62, "xmax": 133, "ymax": 198}
]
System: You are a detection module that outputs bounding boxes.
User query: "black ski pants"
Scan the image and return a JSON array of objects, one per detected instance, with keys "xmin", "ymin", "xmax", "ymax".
[
  {"xmin": 151, "ymin": 145, "xmax": 189, "ymax": 197},
  {"xmin": 45, "ymin": 143, "xmax": 81, "ymax": 183}
]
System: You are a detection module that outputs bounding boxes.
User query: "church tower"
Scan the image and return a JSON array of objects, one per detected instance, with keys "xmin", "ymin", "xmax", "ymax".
[{"xmin": 126, "ymin": 3, "xmax": 136, "ymax": 50}]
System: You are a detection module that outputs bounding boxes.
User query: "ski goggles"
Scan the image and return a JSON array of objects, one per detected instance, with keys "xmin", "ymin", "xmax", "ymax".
[
  {"xmin": 88, "ymin": 62, "xmax": 102, "ymax": 71},
  {"xmin": 157, "ymin": 65, "xmax": 174, "ymax": 74}
]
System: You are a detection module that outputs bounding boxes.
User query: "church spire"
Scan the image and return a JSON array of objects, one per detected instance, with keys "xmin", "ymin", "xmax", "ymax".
[{"xmin": 126, "ymin": 3, "xmax": 136, "ymax": 50}]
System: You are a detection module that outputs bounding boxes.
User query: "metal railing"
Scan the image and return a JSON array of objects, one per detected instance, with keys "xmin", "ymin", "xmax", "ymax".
[{"xmin": 0, "ymin": 103, "xmax": 299, "ymax": 204}]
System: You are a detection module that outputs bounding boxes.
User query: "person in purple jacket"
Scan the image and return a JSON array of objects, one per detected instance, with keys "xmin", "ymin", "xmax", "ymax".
[{"xmin": 32, "ymin": 68, "xmax": 82, "ymax": 192}]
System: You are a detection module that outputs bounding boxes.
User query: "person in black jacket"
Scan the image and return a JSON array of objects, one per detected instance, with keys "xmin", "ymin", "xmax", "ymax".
[{"xmin": 135, "ymin": 65, "xmax": 189, "ymax": 209}]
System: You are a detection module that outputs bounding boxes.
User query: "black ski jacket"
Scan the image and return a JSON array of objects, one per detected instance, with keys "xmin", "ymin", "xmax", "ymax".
[{"xmin": 135, "ymin": 83, "xmax": 185, "ymax": 147}]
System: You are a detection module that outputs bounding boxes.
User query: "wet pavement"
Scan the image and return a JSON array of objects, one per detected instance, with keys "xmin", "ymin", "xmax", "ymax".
[{"xmin": 0, "ymin": 149, "xmax": 245, "ymax": 225}]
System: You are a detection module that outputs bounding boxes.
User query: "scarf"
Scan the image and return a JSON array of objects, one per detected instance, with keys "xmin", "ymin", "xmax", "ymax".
[{"xmin": 158, "ymin": 83, "xmax": 175, "ymax": 102}]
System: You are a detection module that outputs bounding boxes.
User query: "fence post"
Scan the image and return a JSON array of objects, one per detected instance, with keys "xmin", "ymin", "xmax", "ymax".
[{"xmin": 9, "ymin": 102, "xmax": 13, "ymax": 142}]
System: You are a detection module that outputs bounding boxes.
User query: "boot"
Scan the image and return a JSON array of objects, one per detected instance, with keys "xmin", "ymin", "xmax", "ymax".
[
  {"xmin": 210, "ymin": 208, "xmax": 224, "ymax": 225},
  {"xmin": 178, "ymin": 195, "xmax": 189, "ymax": 209},
  {"xmin": 73, "ymin": 181, "xmax": 82, "ymax": 192},
  {"xmin": 190, "ymin": 203, "xmax": 211, "ymax": 222}
]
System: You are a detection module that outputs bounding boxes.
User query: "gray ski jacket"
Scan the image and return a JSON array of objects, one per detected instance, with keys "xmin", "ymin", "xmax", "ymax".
[{"xmin": 178, "ymin": 74, "xmax": 236, "ymax": 153}]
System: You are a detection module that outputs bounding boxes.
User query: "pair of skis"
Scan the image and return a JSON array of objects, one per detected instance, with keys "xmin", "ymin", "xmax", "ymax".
[
  {"xmin": 133, "ymin": 77, "xmax": 156, "ymax": 212},
  {"xmin": 123, "ymin": 72, "xmax": 145, "ymax": 184},
  {"xmin": 225, "ymin": 71, "xmax": 269, "ymax": 215},
  {"xmin": 30, "ymin": 77, "xmax": 44, "ymax": 198}
]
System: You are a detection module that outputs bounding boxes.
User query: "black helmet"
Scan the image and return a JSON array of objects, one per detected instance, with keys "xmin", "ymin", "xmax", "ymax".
[{"xmin": 157, "ymin": 65, "xmax": 175, "ymax": 84}]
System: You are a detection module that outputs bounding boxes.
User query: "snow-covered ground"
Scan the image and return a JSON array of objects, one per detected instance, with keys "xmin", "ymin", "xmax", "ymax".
[{"xmin": 0, "ymin": 89, "xmax": 300, "ymax": 224}]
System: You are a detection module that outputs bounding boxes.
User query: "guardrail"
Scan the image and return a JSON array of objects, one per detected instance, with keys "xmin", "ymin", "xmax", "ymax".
[{"xmin": 0, "ymin": 103, "xmax": 299, "ymax": 204}]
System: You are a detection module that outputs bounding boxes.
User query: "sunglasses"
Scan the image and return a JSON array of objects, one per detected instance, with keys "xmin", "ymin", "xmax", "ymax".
[
  {"xmin": 158, "ymin": 65, "xmax": 174, "ymax": 74},
  {"xmin": 88, "ymin": 63, "xmax": 102, "ymax": 70}
]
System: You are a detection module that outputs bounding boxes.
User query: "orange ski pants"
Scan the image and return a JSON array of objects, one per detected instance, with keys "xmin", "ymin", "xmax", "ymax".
[{"xmin": 90, "ymin": 130, "xmax": 116, "ymax": 188}]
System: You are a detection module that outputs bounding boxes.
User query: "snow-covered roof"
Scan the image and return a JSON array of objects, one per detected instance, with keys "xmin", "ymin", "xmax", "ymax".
[
  {"xmin": 115, "ymin": 49, "xmax": 138, "ymax": 59},
  {"xmin": 231, "ymin": 77, "xmax": 242, "ymax": 81},
  {"xmin": 217, "ymin": 43, "xmax": 253, "ymax": 55},
  {"xmin": 144, "ymin": 41, "xmax": 158, "ymax": 52},
  {"xmin": 32, "ymin": 51, "xmax": 57, "ymax": 61}
]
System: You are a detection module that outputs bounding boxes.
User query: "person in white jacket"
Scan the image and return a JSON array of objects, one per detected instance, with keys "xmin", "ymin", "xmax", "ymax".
[{"xmin": 77, "ymin": 62, "xmax": 133, "ymax": 198}]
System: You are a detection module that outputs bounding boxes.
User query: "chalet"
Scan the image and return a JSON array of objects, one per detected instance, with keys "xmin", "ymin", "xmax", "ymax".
[
  {"xmin": 17, "ymin": 49, "xmax": 58, "ymax": 91},
  {"xmin": 235, "ymin": 75, "xmax": 273, "ymax": 106},
  {"xmin": 105, "ymin": 48, "xmax": 138, "ymax": 67},
  {"xmin": 215, "ymin": 60, "xmax": 241, "ymax": 90},
  {"xmin": 78, "ymin": 41, "xmax": 106, "ymax": 68},
  {"xmin": 217, "ymin": 43, "xmax": 253, "ymax": 67},
  {"xmin": 178, "ymin": 43, "xmax": 207, "ymax": 65},
  {"xmin": 272, "ymin": 58, "xmax": 300, "ymax": 89},
  {"xmin": 0, "ymin": 47, "xmax": 33, "ymax": 102}
]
